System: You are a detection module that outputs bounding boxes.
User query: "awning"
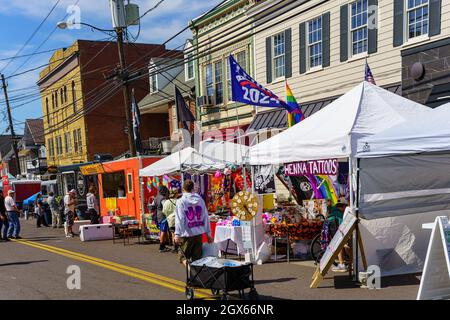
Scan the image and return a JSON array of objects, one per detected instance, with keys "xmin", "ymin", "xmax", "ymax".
[
  {"xmin": 18, "ymin": 149, "xmax": 31, "ymax": 157},
  {"xmin": 80, "ymin": 163, "xmax": 105, "ymax": 175}
]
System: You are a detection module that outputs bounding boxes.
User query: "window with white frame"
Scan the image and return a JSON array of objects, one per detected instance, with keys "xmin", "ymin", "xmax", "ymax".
[
  {"xmin": 64, "ymin": 132, "xmax": 72, "ymax": 154},
  {"xmin": 272, "ymin": 32, "xmax": 285, "ymax": 79},
  {"xmin": 149, "ymin": 62, "xmax": 158, "ymax": 93},
  {"xmin": 186, "ymin": 53, "xmax": 195, "ymax": 81},
  {"xmin": 150, "ymin": 74, "xmax": 158, "ymax": 93},
  {"xmin": 407, "ymin": 0, "xmax": 429, "ymax": 40},
  {"xmin": 307, "ymin": 16, "xmax": 323, "ymax": 69},
  {"xmin": 205, "ymin": 63, "xmax": 213, "ymax": 97},
  {"xmin": 214, "ymin": 61, "xmax": 223, "ymax": 105},
  {"xmin": 350, "ymin": 0, "xmax": 368, "ymax": 56},
  {"xmin": 171, "ymin": 105, "xmax": 178, "ymax": 132}
]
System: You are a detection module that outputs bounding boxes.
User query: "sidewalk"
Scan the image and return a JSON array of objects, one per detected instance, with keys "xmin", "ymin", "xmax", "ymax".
[{"xmin": 11, "ymin": 218, "xmax": 420, "ymax": 300}]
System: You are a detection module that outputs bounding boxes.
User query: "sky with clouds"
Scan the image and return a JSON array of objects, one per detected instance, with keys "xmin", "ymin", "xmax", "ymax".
[{"xmin": 0, "ymin": 0, "xmax": 222, "ymax": 134}]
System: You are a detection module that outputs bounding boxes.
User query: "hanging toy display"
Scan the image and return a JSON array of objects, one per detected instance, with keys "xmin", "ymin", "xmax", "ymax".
[
  {"xmin": 169, "ymin": 178, "xmax": 182, "ymax": 192},
  {"xmin": 210, "ymin": 171, "xmax": 225, "ymax": 213},
  {"xmin": 232, "ymin": 168, "xmax": 252, "ymax": 191},
  {"xmin": 231, "ymin": 191, "xmax": 258, "ymax": 221}
]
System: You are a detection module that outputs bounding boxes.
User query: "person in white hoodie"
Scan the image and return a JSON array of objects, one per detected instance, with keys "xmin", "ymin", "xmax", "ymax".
[{"xmin": 174, "ymin": 180, "xmax": 213, "ymax": 263}]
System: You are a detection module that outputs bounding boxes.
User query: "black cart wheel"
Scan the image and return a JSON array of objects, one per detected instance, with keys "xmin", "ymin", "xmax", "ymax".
[
  {"xmin": 211, "ymin": 289, "xmax": 220, "ymax": 296},
  {"xmin": 248, "ymin": 289, "xmax": 259, "ymax": 300},
  {"xmin": 185, "ymin": 287, "xmax": 194, "ymax": 300},
  {"xmin": 221, "ymin": 294, "xmax": 229, "ymax": 300}
]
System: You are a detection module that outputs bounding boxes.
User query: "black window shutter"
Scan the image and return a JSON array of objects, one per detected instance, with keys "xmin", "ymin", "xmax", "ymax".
[
  {"xmin": 285, "ymin": 28, "xmax": 292, "ymax": 78},
  {"xmin": 266, "ymin": 37, "xmax": 272, "ymax": 83},
  {"xmin": 340, "ymin": 5, "xmax": 349, "ymax": 62},
  {"xmin": 368, "ymin": 0, "xmax": 378, "ymax": 54},
  {"xmin": 393, "ymin": 0, "xmax": 404, "ymax": 47},
  {"xmin": 322, "ymin": 12, "xmax": 330, "ymax": 68},
  {"xmin": 429, "ymin": 0, "xmax": 442, "ymax": 37},
  {"xmin": 299, "ymin": 22, "xmax": 306, "ymax": 74}
]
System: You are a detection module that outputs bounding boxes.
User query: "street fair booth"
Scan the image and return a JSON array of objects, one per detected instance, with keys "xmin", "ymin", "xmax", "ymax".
[
  {"xmin": 249, "ymin": 82, "xmax": 431, "ymax": 279},
  {"xmin": 139, "ymin": 140, "xmax": 259, "ymax": 249},
  {"xmin": 95, "ymin": 156, "xmax": 162, "ymax": 222},
  {"xmin": 353, "ymin": 102, "xmax": 450, "ymax": 276}
]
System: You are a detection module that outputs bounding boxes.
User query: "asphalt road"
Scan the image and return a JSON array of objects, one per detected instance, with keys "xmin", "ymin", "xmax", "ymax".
[{"xmin": 0, "ymin": 218, "xmax": 420, "ymax": 300}]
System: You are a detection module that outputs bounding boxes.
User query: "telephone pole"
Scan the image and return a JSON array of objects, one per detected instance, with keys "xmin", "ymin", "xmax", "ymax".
[
  {"xmin": 110, "ymin": 0, "xmax": 136, "ymax": 157},
  {"xmin": 116, "ymin": 27, "xmax": 136, "ymax": 157},
  {"xmin": 1, "ymin": 74, "xmax": 21, "ymax": 174}
]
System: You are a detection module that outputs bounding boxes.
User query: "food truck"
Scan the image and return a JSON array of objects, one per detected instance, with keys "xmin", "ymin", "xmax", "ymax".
[
  {"xmin": 57, "ymin": 163, "xmax": 100, "ymax": 218},
  {"xmin": 96, "ymin": 156, "xmax": 161, "ymax": 220}
]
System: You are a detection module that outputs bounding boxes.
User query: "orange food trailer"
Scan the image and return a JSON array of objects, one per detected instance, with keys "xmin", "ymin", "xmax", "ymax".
[{"xmin": 95, "ymin": 156, "xmax": 161, "ymax": 220}]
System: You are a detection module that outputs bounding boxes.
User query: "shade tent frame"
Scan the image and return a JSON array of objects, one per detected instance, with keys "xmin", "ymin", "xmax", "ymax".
[{"xmin": 245, "ymin": 82, "xmax": 436, "ymax": 278}]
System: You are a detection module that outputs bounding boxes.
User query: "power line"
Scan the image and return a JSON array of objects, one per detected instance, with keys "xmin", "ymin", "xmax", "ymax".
[
  {"xmin": 0, "ymin": 48, "xmax": 66, "ymax": 62},
  {"xmin": 0, "ymin": 0, "xmax": 61, "ymax": 74}
]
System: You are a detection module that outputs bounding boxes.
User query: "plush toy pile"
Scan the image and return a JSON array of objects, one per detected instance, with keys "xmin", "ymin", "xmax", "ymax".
[{"xmin": 216, "ymin": 216, "xmax": 241, "ymax": 227}]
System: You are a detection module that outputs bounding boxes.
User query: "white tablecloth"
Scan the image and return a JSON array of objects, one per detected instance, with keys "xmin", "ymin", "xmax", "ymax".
[{"xmin": 214, "ymin": 226, "xmax": 245, "ymax": 255}]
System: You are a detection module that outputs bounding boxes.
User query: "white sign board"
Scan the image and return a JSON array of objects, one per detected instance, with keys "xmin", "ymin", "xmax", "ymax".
[{"xmin": 417, "ymin": 216, "xmax": 450, "ymax": 300}]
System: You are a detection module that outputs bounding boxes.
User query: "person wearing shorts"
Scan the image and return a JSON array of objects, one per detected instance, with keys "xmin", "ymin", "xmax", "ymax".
[
  {"xmin": 64, "ymin": 190, "xmax": 77, "ymax": 238},
  {"xmin": 174, "ymin": 180, "xmax": 213, "ymax": 264}
]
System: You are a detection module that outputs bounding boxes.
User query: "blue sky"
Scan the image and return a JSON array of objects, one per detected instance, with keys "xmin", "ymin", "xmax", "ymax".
[{"xmin": 0, "ymin": 0, "xmax": 222, "ymax": 134}]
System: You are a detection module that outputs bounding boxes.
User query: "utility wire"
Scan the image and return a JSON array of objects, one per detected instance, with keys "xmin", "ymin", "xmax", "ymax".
[{"xmin": 0, "ymin": 0, "xmax": 61, "ymax": 74}]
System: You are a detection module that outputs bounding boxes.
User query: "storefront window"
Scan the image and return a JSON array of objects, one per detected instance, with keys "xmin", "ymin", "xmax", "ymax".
[{"xmin": 102, "ymin": 171, "xmax": 126, "ymax": 198}]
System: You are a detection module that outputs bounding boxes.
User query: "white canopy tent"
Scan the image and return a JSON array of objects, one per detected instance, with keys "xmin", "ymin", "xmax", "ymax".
[
  {"xmin": 247, "ymin": 82, "xmax": 438, "ymax": 277},
  {"xmin": 356, "ymin": 102, "xmax": 450, "ymax": 157},
  {"xmin": 139, "ymin": 139, "xmax": 250, "ymax": 177},
  {"xmin": 139, "ymin": 147, "xmax": 224, "ymax": 177},
  {"xmin": 351, "ymin": 103, "xmax": 450, "ymax": 276},
  {"xmin": 249, "ymin": 82, "xmax": 430, "ymax": 164}
]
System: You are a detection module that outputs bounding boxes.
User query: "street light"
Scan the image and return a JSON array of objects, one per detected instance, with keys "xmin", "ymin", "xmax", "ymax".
[{"xmin": 56, "ymin": 21, "xmax": 114, "ymax": 33}]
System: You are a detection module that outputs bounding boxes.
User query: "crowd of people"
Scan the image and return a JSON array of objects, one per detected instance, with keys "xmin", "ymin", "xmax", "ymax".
[
  {"xmin": 149, "ymin": 180, "xmax": 213, "ymax": 263},
  {"xmin": 0, "ymin": 186, "xmax": 101, "ymax": 241},
  {"xmin": 1, "ymin": 180, "xmax": 212, "ymax": 264}
]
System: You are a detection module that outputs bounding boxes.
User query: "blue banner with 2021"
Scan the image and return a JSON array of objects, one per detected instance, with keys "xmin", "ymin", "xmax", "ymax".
[{"xmin": 229, "ymin": 55, "xmax": 296, "ymax": 112}]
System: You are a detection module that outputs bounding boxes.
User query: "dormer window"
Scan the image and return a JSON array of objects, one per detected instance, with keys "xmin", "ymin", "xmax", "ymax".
[
  {"xmin": 184, "ymin": 40, "xmax": 195, "ymax": 81},
  {"xmin": 149, "ymin": 62, "xmax": 158, "ymax": 94},
  {"xmin": 150, "ymin": 74, "xmax": 158, "ymax": 93}
]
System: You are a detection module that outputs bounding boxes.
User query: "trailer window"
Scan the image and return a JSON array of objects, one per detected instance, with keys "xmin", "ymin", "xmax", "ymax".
[
  {"xmin": 127, "ymin": 173, "xmax": 133, "ymax": 194},
  {"xmin": 102, "ymin": 171, "xmax": 126, "ymax": 198},
  {"xmin": 63, "ymin": 173, "xmax": 76, "ymax": 194}
]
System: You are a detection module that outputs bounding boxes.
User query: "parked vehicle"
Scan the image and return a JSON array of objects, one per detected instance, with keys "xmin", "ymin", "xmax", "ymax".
[
  {"xmin": 56, "ymin": 163, "xmax": 99, "ymax": 220},
  {"xmin": 1, "ymin": 177, "xmax": 41, "ymax": 210}
]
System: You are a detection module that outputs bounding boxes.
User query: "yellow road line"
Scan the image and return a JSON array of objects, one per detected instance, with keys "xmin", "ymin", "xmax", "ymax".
[
  {"xmin": 17, "ymin": 239, "xmax": 212, "ymax": 296},
  {"xmin": 14, "ymin": 239, "xmax": 213, "ymax": 299}
]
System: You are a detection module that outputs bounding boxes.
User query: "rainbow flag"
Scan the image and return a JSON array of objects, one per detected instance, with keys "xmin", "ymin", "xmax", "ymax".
[{"xmin": 285, "ymin": 81, "xmax": 305, "ymax": 127}]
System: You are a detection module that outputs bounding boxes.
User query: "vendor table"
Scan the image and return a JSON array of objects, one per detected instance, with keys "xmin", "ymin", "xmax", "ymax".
[
  {"xmin": 113, "ymin": 222, "xmax": 142, "ymax": 246},
  {"xmin": 214, "ymin": 225, "xmax": 245, "ymax": 257}
]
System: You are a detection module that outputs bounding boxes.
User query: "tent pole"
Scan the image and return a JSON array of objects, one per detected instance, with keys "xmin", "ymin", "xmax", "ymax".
[
  {"xmin": 348, "ymin": 156, "xmax": 357, "ymax": 281},
  {"xmin": 355, "ymin": 157, "xmax": 361, "ymax": 281}
]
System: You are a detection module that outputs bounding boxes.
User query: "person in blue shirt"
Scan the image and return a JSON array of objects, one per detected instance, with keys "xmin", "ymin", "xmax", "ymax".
[{"xmin": 35, "ymin": 193, "xmax": 48, "ymax": 228}]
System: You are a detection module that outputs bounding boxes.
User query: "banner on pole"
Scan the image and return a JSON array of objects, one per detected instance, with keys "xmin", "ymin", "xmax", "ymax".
[{"xmin": 229, "ymin": 55, "xmax": 296, "ymax": 112}]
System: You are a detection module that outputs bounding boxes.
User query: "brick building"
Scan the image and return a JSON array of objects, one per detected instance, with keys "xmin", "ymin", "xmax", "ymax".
[{"xmin": 38, "ymin": 39, "xmax": 171, "ymax": 167}]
